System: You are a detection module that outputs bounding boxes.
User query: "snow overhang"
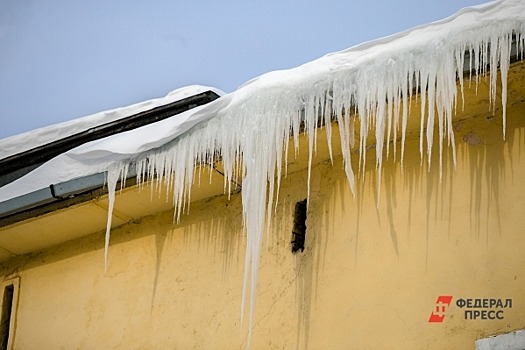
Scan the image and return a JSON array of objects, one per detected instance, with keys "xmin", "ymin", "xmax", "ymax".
[{"xmin": 0, "ymin": 89, "xmax": 221, "ymax": 187}]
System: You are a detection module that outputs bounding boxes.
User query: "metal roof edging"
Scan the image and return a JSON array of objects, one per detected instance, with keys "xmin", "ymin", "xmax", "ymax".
[{"xmin": 0, "ymin": 166, "xmax": 137, "ymax": 225}]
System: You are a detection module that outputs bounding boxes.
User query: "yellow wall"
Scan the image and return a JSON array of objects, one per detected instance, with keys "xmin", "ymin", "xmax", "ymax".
[{"xmin": 1, "ymin": 66, "xmax": 525, "ymax": 349}]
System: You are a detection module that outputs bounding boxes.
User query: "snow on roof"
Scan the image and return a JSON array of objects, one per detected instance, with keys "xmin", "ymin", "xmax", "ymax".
[
  {"xmin": 0, "ymin": 85, "xmax": 224, "ymax": 160},
  {"xmin": 1, "ymin": 1, "xmax": 524, "ymax": 347}
]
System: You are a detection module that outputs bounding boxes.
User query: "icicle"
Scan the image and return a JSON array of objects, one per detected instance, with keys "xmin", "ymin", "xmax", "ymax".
[
  {"xmin": 324, "ymin": 91, "xmax": 335, "ymax": 165},
  {"xmin": 104, "ymin": 162, "xmax": 129, "ymax": 271},
  {"xmin": 400, "ymin": 65, "xmax": 409, "ymax": 165},
  {"xmin": 455, "ymin": 45, "xmax": 466, "ymax": 112},
  {"xmin": 419, "ymin": 69, "xmax": 428, "ymax": 162},
  {"xmin": 499, "ymin": 33, "xmax": 512, "ymax": 139},
  {"xmin": 426, "ymin": 70, "xmax": 437, "ymax": 168}
]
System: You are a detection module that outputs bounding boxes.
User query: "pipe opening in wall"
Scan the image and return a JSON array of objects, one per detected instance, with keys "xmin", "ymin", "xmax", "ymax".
[
  {"xmin": 0, "ymin": 278, "xmax": 19, "ymax": 350},
  {"xmin": 291, "ymin": 199, "xmax": 307, "ymax": 253},
  {"xmin": 0, "ymin": 284, "xmax": 14, "ymax": 349}
]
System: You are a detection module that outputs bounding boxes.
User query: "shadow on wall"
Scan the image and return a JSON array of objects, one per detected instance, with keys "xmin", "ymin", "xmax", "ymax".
[
  {"xmin": 150, "ymin": 191, "xmax": 244, "ymax": 310},
  {"xmin": 337, "ymin": 75, "xmax": 525, "ymax": 268}
]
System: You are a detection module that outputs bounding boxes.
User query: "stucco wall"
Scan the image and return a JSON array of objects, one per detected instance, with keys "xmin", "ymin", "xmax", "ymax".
[{"xmin": 2, "ymin": 75, "xmax": 525, "ymax": 349}]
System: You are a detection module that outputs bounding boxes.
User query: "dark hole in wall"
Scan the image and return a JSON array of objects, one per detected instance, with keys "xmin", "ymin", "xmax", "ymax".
[
  {"xmin": 0, "ymin": 284, "xmax": 14, "ymax": 349},
  {"xmin": 291, "ymin": 199, "xmax": 307, "ymax": 253}
]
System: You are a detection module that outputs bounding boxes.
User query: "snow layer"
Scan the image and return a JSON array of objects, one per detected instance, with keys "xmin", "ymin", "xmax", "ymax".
[
  {"xmin": 1, "ymin": 0, "xmax": 525, "ymax": 348},
  {"xmin": 0, "ymin": 85, "xmax": 225, "ymax": 200},
  {"xmin": 0, "ymin": 85, "xmax": 224, "ymax": 160}
]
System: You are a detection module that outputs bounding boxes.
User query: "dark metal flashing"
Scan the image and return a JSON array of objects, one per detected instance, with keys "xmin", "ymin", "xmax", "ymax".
[{"xmin": 0, "ymin": 90, "xmax": 220, "ymax": 188}]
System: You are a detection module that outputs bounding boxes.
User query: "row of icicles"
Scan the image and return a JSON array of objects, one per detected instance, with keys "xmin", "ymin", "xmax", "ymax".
[{"xmin": 103, "ymin": 31, "xmax": 522, "ymax": 348}]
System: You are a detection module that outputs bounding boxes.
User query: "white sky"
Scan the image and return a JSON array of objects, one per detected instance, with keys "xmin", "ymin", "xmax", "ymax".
[{"xmin": 0, "ymin": 0, "xmax": 487, "ymax": 139}]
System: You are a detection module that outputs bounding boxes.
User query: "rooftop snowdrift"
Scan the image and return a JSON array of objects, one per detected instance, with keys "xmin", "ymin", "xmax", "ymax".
[
  {"xmin": 0, "ymin": 85, "xmax": 224, "ymax": 160},
  {"xmin": 1, "ymin": 1, "xmax": 524, "ymax": 348}
]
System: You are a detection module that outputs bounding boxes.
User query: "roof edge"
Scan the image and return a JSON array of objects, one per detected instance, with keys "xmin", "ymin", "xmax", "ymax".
[{"xmin": 0, "ymin": 90, "xmax": 220, "ymax": 187}]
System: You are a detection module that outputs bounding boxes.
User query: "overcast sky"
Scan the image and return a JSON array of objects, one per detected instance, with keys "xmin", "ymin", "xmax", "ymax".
[{"xmin": 0, "ymin": 0, "xmax": 487, "ymax": 139}]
